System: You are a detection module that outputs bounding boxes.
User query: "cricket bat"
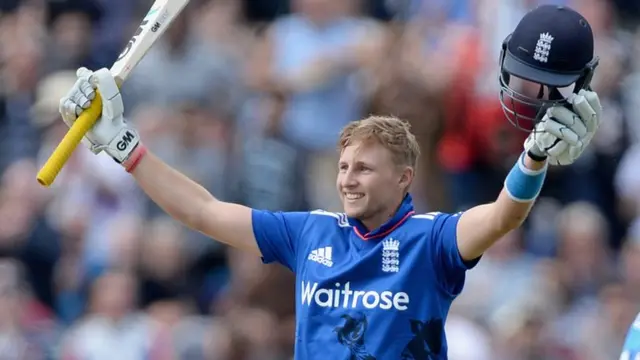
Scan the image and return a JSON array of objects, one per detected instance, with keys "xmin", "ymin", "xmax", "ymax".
[{"xmin": 36, "ymin": 0, "xmax": 191, "ymax": 187}]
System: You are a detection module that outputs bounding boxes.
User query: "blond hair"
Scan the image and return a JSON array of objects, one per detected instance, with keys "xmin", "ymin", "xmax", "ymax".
[{"xmin": 338, "ymin": 115, "xmax": 420, "ymax": 168}]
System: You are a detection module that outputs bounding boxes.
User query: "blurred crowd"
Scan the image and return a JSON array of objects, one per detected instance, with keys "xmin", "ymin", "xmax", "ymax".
[{"xmin": 1, "ymin": 0, "xmax": 640, "ymax": 359}]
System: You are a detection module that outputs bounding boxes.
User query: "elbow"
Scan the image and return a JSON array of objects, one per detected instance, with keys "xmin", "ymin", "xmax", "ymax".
[
  {"xmin": 492, "ymin": 203, "xmax": 527, "ymax": 235},
  {"xmin": 189, "ymin": 198, "xmax": 218, "ymax": 234},
  {"xmin": 499, "ymin": 216, "xmax": 526, "ymax": 234}
]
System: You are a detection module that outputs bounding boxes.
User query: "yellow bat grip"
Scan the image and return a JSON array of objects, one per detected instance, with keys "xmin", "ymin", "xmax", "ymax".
[{"xmin": 36, "ymin": 91, "xmax": 103, "ymax": 187}]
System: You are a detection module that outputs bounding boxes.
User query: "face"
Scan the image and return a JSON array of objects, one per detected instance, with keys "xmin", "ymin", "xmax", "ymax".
[{"xmin": 337, "ymin": 141, "xmax": 412, "ymax": 226}]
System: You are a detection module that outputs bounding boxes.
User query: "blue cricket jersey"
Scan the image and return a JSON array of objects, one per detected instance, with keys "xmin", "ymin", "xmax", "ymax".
[
  {"xmin": 252, "ymin": 194, "xmax": 479, "ymax": 359},
  {"xmin": 620, "ymin": 313, "xmax": 640, "ymax": 359}
]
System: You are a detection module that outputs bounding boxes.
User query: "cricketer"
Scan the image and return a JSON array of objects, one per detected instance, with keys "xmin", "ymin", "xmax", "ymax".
[{"xmin": 57, "ymin": 4, "xmax": 602, "ymax": 359}]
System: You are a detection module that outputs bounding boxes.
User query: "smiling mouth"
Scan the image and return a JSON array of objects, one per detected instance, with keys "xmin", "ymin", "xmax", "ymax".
[{"xmin": 344, "ymin": 193, "xmax": 364, "ymax": 201}]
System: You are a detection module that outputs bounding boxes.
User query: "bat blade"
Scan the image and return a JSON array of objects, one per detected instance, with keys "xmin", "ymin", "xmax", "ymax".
[
  {"xmin": 110, "ymin": 0, "xmax": 191, "ymax": 84},
  {"xmin": 36, "ymin": 0, "xmax": 191, "ymax": 187}
]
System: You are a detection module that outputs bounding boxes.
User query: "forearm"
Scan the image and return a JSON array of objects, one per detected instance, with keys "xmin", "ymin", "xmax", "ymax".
[
  {"xmin": 57, "ymin": 67, "xmax": 260, "ymax": 253},
  {"xmin": 128, "ymin": 147, "xmax": 218, "ymax": 231},
  {"xmin": 457, "ymin": 153, "xmax": 547, "ymax": 260}
]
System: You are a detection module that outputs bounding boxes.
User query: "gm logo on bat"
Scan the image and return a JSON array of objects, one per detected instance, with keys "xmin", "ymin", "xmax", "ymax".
[{"xmin": 116, "ymin": 15, "xmax": 163, "ymax": 61}]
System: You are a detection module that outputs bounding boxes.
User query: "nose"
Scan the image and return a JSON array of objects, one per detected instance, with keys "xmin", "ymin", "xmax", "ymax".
[{"xmin": 340, "ymin": 169, "xmax": 358, "ymax": 189}]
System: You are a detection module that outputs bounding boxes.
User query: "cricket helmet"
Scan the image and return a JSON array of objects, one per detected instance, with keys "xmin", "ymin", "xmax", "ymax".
[{"xmin": 499, "ymin": 5, "xmax": 599, "ymax": 132}]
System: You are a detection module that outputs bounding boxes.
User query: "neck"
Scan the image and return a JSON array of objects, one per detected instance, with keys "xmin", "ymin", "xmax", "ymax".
[
  {"xmin": 360, "ymin": 197, "xmax": 405, "ymax": 232},
  {"xmin": 361, "ymin": 216, "xmax": 388, "ymax": 233}
]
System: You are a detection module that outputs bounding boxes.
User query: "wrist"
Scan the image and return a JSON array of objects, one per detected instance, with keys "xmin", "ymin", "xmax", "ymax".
[
  {"xmin": 526, "ymin": 147, "xmax": 547, "ymax": 163},
  {"xmin": 105, "ymin": 126, "xmax": 140, "ymax": 163},
  {"xmin": 524, "ymin": 151, "xmax": 548, "ymax": 171},
  {"xmin": 504, "ymin": 152, "xmax": 548, "ymax": 202},
  {"xmin": 122, "ymin": 143, "xmax": 148, "ymax": 173}
]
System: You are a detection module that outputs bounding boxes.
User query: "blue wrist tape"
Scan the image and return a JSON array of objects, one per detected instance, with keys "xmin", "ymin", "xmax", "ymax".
[{"xmin": 504, "ymin": 152, "xmax": 548, "ymax": 202}]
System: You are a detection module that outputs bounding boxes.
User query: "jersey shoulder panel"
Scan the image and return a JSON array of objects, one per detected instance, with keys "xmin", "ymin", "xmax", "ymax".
[
  {"xmin": 405, "ymin": 211, "xmax": 443, "ymax": 233},
  {"xmin": 411, "ymin": 211, "xmax": 442, "ymax": 220},
  {"xmin": 410, "ymin": 211, "xmax": 463, "ymax": 220},
  {"xmin": 309, "ymin": 209, "xmax": 352, "ymax": 228}
]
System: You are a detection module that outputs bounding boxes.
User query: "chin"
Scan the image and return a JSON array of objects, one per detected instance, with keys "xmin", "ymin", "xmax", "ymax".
[{"xmin": 343, "ymin": 204, "xmax": 366, "ymax": 219}]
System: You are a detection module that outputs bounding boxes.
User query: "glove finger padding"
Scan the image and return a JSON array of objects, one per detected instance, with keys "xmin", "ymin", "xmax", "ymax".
[
  {"xmin": 73, "ymin": 66, "xmax": 98, "ymax": 114},
  {"xmin": 533, "ymin": 130, "xmax": 569, "ymax": 158},
  {"xmin": 547, "ymin": 106, "xmax": 587, "ymax": 138},
  {"xmin": 59, "ymin": 98, "xmax": 78, "ymax": 126},
  {"xmin": 550, "ymin": 151, "xmax": 574, "ymax": 166},
  {"xmin": 79, "ymin": 78, "xmax": 96, "ymax": 102},
  {"xmin": 58, "ymin": 81, "xmax": 87, "ymax": 123},
  {"xmin": 568, "ymin": 143, "xmax": 585, "ymax": 161},
  {"xmin": 575, "ymin": 89, "xmax": 602, "ymax": 134},
  {"xmin": 91, "ymin": 68, "xmax": 123, "ymax": 121},
  {"xmin": 76, "ymin": 67, "xmax": 94, "ymax": 80},
  {"xmin": 538, "ymin": 116, "xmax": 581, "ymax": 147},
  {"xmin": 69, "ymin": 88, "xmax": 92, "ymax": 114}
]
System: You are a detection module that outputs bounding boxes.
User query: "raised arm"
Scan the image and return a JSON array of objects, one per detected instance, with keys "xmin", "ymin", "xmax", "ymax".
[
  {"xmin": 126, "ymin": 148, "xmax": 309, "ymax": 272},
  {"xmin": 129, "ymin": 151, "xmax": 259, "ymax": 254},
  {"xmin": 455, "ymin": 154, "xmax": 546, "ymax": 260},
  {"xmin": 57, "ymin": 68, "xmax": 262, "ymax": 256},
  {"xmin": 455, "ymin": 90, "xmax": 602, "ymax": 261}
]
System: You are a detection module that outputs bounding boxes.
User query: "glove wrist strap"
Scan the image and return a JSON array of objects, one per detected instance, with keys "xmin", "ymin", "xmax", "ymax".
[
  {"xmin": 526, "ymin": 149, "xmax": 548, "ymax": 162},
  {"xmin": 123, "ymin": 143, "xmax": 148, "ymax": 173}
]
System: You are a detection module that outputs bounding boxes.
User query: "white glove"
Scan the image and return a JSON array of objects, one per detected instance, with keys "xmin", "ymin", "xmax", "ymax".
[
  {"xmin": 59, "ymin": 67, "xmax": 141, "ymax": 165},
  {"xmin": 524, "ymin": 89, "xmax": 602, "ymax": 166}
]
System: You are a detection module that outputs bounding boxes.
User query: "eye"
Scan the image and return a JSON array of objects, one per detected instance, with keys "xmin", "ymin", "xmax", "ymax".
[{"xmin": 339, "ymin": 163, "xmax": 348, "ymax": 171}]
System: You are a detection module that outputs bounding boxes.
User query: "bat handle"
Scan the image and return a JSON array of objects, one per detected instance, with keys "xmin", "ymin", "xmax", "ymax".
[{"xmin": 36, "ymin": 91, "xmax": 103, "ymax": 187}]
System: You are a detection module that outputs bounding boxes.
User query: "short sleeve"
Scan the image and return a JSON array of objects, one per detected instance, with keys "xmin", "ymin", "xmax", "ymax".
[
  {"xmin": 431, "ymin": 212, "xmax": 480, "ymax": 297},
  {"xmin": 251, "ymin": 209, "xmax": 310, "ymax": 272}
]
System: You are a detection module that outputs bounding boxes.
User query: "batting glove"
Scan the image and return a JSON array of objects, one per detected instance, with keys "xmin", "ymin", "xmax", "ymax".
[
  {"xmin": 59, "ymin": 67, "xmax": 141, "ymax": 166},
  {"xmin": 524, "ymin": 89, "xmax": 602, "ymax": 166}
]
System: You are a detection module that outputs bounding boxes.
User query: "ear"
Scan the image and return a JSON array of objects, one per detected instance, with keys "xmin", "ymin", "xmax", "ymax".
[{"xmin": 398, "ymin": 166, "xmax": 414, "ymax": 189}]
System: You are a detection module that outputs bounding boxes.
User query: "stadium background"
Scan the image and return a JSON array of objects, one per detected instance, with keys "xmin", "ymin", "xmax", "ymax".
[{"xmin": 1, "ymin": 0, "xmax": 640, "ymax": 358}]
